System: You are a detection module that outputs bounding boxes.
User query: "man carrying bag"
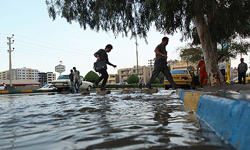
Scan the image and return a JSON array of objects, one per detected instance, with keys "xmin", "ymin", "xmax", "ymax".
[{"xmin": 93, "ymin": 44, "xmax": 116, "ymax": 90}]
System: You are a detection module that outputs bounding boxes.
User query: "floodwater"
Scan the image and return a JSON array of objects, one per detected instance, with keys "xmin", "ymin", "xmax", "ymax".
[{"xmin": 0, "ymin": 90, "xmax": 234, "ymax": 150}]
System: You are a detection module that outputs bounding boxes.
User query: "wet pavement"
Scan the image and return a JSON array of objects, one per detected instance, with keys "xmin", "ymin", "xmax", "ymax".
[{"xmin": 0, "ymin": 90, "xmax": 235, "ymax": 150}]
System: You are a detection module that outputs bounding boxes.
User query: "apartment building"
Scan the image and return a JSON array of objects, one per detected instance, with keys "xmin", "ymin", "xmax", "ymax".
[
  {"xmin": 0, "ymin": 69, "xmax": 23, "ymax": 80},
  {"xmin": 16, "ymin": 67, "xmax": 40, "ymax": 81},
  {"xmin": 0, "ymin": 70, "xmax": 12, "ymax": 80},
  {"xmin": 39, "ymin": 72, "xmax": 56, "ymax": 85},
  {"xmin": 1, "ymin": 68, "xmax": 56, "ymax": 85},
  {"xmin": 169, "ymin": 60, "xmax": 196, "ymax": 70},
  {"xmin": 47, "ymin": 72, "xmax": 56, "ymax": 84},
  {"xmin": 107, "ymin": 74, "xmax": 119, "ymax": 84},
  {"xmin": 117, "ymin": 65, "xmax": 151, "ymax": 84}
]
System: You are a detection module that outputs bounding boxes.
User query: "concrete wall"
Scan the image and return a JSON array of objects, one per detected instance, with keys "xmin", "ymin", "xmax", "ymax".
[
  {"xmin": 15, "ymin": 86, "xmax": 40, "ymax": 90},
  {"xmin": 177, "ymin": 90, "xmax": 250, "ymax": 150}
]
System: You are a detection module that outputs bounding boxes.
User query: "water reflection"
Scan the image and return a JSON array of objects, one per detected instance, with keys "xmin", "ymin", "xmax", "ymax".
[{"xmin": 0, "ymin": 91, "xmax": 234, "ymax": 150}]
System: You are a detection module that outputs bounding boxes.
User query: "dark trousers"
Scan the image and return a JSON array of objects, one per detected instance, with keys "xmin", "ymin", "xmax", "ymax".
[
  {"xmin": 94, "ymin": 69, "xmax": 109, "ymax": 87},
  {"xmin": 220, "ymin": 69, "xmax": 226, "ymax": 81},
  {"xmin": 147, "ymin": 59, "xmax": 176, "ymax": 88},
  {"xmin": 238, "ymin": 72, "xmax": 246, "ymax": 84}
]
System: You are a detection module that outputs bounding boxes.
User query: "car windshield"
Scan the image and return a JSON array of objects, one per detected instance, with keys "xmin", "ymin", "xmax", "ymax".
[
  {"xmin": 43, "ymin": 85, "xmax": 49, "ymax": 88},
  {"xmin": 171, "ymin": 70, "xmax": 188, "ymax": 74},
  {"xmin": 58, "ymin": 75, "xmax": 69, "ymax": 79},
  {"xmin": 233, "ymin": 77, "xmax": 238, "ymax": 81}
]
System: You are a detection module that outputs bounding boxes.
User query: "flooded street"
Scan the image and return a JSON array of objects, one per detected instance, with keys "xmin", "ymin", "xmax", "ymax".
[{"xmin": 0, "ymin": 90, "xmax": 234, "ymax": 150}]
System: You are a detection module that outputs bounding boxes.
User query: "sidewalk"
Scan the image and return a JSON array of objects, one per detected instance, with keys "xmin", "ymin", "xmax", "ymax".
[{"xmin": 196, "ymin": 83, "xmax": 250, "ymax": 93}]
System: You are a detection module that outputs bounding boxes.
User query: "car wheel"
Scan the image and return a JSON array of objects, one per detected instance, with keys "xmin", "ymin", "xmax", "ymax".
[
  {"xmin": 57, "ymin": 88, "xmax": 62, "ymax": 92},
  {"xmin": 165, "ymin": 85, "xmax": 169, "ymax": 90},
  {"xmin": 86, "ymin": 85, "xmax": 91, "ymax": 91},
  {"xmin": 189, "ymin": 83, "xmax": 192, "ymax": 89}
]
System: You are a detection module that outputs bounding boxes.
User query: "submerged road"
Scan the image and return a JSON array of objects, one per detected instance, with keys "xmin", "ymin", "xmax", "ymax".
[{"xmin": 0, "ymin": 90, "xmax": 234, "ymax": 150}]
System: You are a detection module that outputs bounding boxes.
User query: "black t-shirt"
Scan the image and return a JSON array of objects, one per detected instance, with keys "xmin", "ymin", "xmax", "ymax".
[{"xmin": 69, "ymin": 73, "xmax": 74, "ymax": 82}]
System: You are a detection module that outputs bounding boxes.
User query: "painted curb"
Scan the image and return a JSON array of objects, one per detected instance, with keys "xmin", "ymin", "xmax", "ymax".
[
  {"xmin": 177, "ymin": 90, "xmax": 250, "ymax": 150},
  {"xmin": 0, "ymin": 90, "xmax": 57, "ymax": 94}
]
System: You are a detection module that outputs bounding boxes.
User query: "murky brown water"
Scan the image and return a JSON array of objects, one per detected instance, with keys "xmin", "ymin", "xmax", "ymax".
[{"xmin": 0, "ymin": 90, "xmax": 234, "ymax": 150}]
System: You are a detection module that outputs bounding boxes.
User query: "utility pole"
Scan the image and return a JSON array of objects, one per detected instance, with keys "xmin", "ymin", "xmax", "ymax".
[
  {"xmin": 7, "ymin": 34, "xmax": 14, "ymax": 86},
  {"xmin": 135, "ymin": 35, "xmax": 139, "ymax": 77}
]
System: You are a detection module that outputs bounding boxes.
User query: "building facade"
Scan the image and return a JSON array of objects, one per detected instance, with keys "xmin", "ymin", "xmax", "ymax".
[
  {"xmin": 107, "ymin": 74, "xmax": 119, "ymax": 85},
  {"xmin": 38, "ymin": 72, "xmax": 56, "ymax": 86},
  {"xmin": 15, "ymin": 67, "xmax": 40, "ymax": 81},
  {"xmin": 117, "ymin": 65, "xmax": 151, "ymax": 84},
  {"xmin": 0, "ymin": 68, "xmax": 56, "ymax": 85},
  {"xmin": 38, "ymin": 72, "xmax": 47, "ymax": 86},
  {"xmin": 47, "ymin": 72, "xmax": 56, "ymax": 84}
]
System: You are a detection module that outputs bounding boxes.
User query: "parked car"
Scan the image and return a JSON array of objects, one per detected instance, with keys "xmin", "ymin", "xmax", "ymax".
[
  {"xmin": 51, "ymin": 75, "xmax": 93, "ymax": 92},
  {"xmin": 164, "ymin": 69, "xmax": 193, "ymax": 90},
  {"xmin": 230, "ymin": 77, "xmax": 238, "ymax": 84},
  {"xmin": 0, "ymin": 86, "xmax": 5, "ymax": 91},
  {"xmin": 37, "ymin": 84, "xmax": 57, "ymax": 91},
  {"xmin": 116, "ymin": 82, "xmax": 128, "ymax": 85}
]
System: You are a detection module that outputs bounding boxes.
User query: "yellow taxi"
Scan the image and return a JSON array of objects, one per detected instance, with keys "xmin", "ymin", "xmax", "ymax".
[
  {"xmin": 232, "ymin": 72, "xmax": 250, "ymax": 84},
  {"xmin": 164, "ymin": 69, "xmax": 193, "ymax": 90}
]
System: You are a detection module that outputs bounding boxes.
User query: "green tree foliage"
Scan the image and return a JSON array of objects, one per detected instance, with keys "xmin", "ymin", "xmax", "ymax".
[
  {"xmin": 180, "ymin": 41, "xmax": 250, "ymax": 63},
  {"xmin": 157, "ymin": 72, "xmax": 164, "ymax": 83},
  {"xmin": 127, "ymin": 74, "xmax": 139, "ymax": 84},
  {"xmin": 84, "ymin": 70, "xmax": 99, "ymax": 82},
  {"xmin": 217, "ymin": 41, "xmax": 250, "ymax": 60},
  {"xmin": 46, "ymin": 0, "xmax": 250, "ymax": 84},
  {"xmin": 179, "ymin": 46, "xmax": 203, "ymax": 64},
  {"xmin": 153, "ymin": 77, "xmax": 160, "ymax": 84}
]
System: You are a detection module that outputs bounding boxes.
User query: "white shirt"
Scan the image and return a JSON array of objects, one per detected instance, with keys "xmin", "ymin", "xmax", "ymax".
[{"xmin": 218, "ymin": 61, "xmax": 227, "ymax": 70}]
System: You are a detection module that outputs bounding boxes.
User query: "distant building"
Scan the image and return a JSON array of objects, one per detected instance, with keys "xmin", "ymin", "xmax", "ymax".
[
  {"xmin": 38, "ymin": 72, "xmax": 47, "ymax": 86},
  {"xmin": 107, "ymin": 74, "xmax": 119, "ymax": 85},
  {"xmin": 117, "ymin": 65, "xmax": 151, "ymax": 83},
  {"xmin": 230, "ymin": 67, "xmax": 238, "ymax": 79},
  {"xmin": 16, "ymin": 67, "xmax": 39, "ymax": 81},
  {"xmin": 39, "ymin": 72, "xmax": 56, "ymax": 86},
  {"xmin": 168, "ymin": 60, "xmax": 196, "ymax": 70},
  {"xmin": 0, "ymin": 68, "xmax": 56, "ymax": 85},
  {"xmin": 0, "ymin": 67, "xmax": 39, "ymax": 81},
  {"xmin": 47, "ymin": 72, "xmax": 56, "ymax": 84}
]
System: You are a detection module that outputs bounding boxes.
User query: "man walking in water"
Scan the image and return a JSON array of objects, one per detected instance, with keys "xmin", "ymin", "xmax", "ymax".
[
  {"xmin": 146, "ymin": 37, "xmax": 176, "ymax": 89},
  {"xmin": 73, "ymin": 67, "xmax": 81, "ymax": 92},
  {"xmin": 93, "ymin": 44, "xmax": 117, "ymax": 90}
]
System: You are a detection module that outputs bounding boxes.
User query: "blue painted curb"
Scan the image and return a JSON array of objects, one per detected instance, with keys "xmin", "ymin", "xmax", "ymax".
[
  {"xmin": 197, "ymin": 95, "xmax": 250, "ymax": 150},
  {"xmin": 177, "ymin": 90, "xmax": 250, "ymax": 150}
]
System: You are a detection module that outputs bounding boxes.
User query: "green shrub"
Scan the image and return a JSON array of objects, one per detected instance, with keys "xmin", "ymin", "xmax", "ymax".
[
  {"xmin": 85, "ymin": 70, "xmax": 99, "ymax": 82},
  {"xmin": 127, "ymin": 74, "xmax": 139, "ymax": 84},
  {"xmin": 153, "ymin": 77, "xmax": 160, "ymax": 84}
]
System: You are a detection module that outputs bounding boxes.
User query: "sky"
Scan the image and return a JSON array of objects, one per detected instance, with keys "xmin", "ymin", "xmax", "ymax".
[{"xmin": 0, "ymin": 0, "xmax": 249, "ymax": 78}]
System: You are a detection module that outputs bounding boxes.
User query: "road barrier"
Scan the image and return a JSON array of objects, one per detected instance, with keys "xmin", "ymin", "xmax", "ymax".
[{"xmin": 177, "ymin": 90, "xmax": 250, "ymax": 150}]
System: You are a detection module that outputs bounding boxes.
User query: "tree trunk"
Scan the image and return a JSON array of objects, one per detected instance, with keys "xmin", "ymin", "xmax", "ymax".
[{"xmin": 193, "ymin": 14, "xmax": 224, "ymax": 85}]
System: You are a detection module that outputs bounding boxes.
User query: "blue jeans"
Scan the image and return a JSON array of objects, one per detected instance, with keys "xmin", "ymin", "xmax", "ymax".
[
  {"xmin": 74, "ymin": 78, "xmax": 80, "ymax": 91},
  {"xmin": 70, "ymin": 81, "xmax": 75, "ymax": 93}
]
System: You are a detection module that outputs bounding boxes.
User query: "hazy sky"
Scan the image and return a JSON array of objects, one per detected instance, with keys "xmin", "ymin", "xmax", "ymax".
[{"xmin": 0, "ymin": 0, "xmax": 248, "ymax": 77}]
